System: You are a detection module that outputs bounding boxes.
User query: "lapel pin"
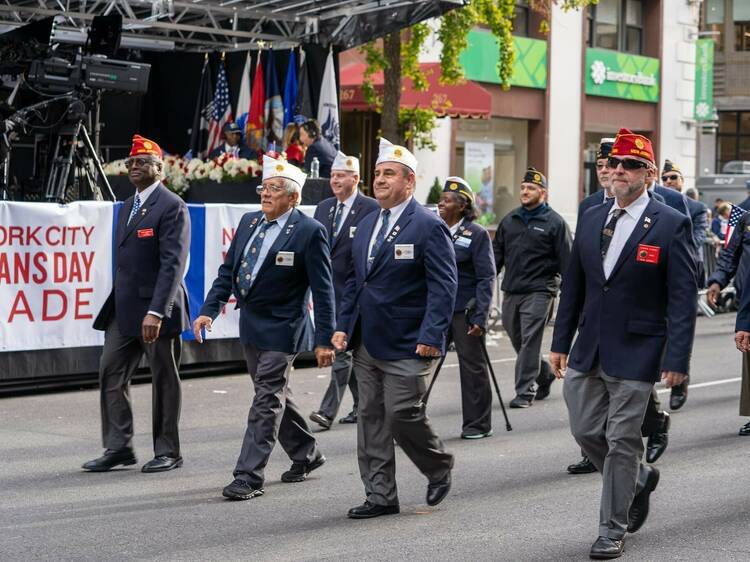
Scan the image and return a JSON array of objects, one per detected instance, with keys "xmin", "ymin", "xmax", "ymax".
[{"xmin": 644, "ymin": 217, "xmax": 651, "ymax": 223}]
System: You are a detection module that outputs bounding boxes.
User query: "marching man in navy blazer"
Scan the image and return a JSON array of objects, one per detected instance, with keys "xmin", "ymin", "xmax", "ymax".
[
  {"xmin": 550, "ymin": 129, "xmax": 697, "ymax": 559},
  {"xmin": 193, "ymin": 156, "xmax": 336, "ymax": 501},
  {"xmin": 309, "ymin": 151, "xmax": 380, "ymax": 429},
  {"xmin": 333, "ymin": 138, "xmax": 457, "ymax": 519},
  {"xmin": 85, "ymin": 135, "xmax": 191, "ymax": 474},
  {"xmin": 437, "ymin": 177, "xmax": 496, "ymax": 439}
]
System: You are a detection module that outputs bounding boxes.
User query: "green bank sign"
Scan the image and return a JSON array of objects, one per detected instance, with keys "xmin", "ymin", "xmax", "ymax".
[
  {"xmin": 460, "ymin": 30, "xmax": 547, "ymax": 89},
  {"xmin": 694, "ymin": 39, "xmax": 714, "ymax": 121},
  {"xmin": 585, "ymin": 48, "xmax": 659, "ymax": 103}
]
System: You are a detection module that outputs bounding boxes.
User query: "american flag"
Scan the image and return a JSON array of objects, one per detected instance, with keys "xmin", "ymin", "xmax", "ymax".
[
  {"xmin": 206, "ymin": 63, "xmax": 233, "ymax": 155},
  {"xmin": 724, "ymin": 204, "xmax": 747, "ymax": 248}
]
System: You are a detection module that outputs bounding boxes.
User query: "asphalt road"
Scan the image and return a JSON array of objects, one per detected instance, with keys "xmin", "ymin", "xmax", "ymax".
[{"xmin": 2, "ymin": 313, "xmax": 749, "ymax": 562}]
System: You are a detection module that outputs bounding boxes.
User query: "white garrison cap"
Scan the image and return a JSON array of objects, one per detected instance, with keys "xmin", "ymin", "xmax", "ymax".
[
  {"xmin": 331, "ymin": 151, "xmax": 360, "ymax": 175},
  {"xmin": 262, "ymin": 155, "xmax": 307, "ymax": 189},
  {"xmin": 375, "ymin": 137, "xmax": 417, "ymax": 173}
]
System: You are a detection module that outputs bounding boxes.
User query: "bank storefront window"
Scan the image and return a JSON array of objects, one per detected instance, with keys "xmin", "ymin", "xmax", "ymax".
[{"xmin": 454, "ymin": 118, "xmax": 529, "ymax": 226}]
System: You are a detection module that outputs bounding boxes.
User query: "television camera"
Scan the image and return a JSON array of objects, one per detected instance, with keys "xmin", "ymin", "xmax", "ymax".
[{"xmin": 1, "ymin": 15, "xmax": 151, "ymax": 203}]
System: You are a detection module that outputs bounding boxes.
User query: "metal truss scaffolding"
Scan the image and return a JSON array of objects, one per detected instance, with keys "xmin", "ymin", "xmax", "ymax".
[{"xmin": 0, "ymin": 0, "xmax": 465, "ymax": 52}]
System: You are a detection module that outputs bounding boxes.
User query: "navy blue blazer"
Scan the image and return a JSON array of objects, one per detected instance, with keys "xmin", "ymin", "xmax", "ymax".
[
  {"xmin": 93, "ymin": 183, "xmax": 191, "ymax": 338},
  {"xmin": 313, "ymin": 193, "xmax": 380, "ymax": 305},
  {"xmin": 199, "ymin": 208, "xmax": 335, "ymax": 353},
  {"xmin": 551, "ymin": 196, "xmax": 697, "ymax": 382},
  {"xmin": 452, "ymin": 220, "xmax": 496, "ymax": 329},
  {"xmin": 337, "ymin": 198, "xmax": 458, "ymax": 360}
]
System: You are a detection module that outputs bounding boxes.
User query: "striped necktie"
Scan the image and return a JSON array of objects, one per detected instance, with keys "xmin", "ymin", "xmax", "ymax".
[
  {"xmin": 367, "ymin": 209, "xmax": 391, "ymax": 272},
  {"xmin": 128, "ymin": 194, "xmax": 141, "ymax": 225}
]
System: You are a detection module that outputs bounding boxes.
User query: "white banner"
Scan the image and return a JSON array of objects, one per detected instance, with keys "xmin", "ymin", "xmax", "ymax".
[
  {"xmin": 0, "ymin": 202, "xmax": 113, "ymax": 351},
  {"xmin": 201, "ymin": 204, "xmax": 315, "ymax": 340}
]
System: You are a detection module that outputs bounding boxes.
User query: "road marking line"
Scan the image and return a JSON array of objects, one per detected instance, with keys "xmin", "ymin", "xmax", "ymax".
[
  {"xmin": 656, "ymin": 377, "xmax": 742, "ymax": 394},
  {"xmin": 443, "ymin": 358, "xmax": 515, "ymax": 369}
]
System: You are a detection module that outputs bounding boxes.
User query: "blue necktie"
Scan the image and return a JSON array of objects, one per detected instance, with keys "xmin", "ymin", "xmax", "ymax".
[
  {"xmin": 128, "ymin": 194, "xmax": 141, "ymax": 225},
  {"xmin": 332, "ymin": 202, "xmax": 345, "ymax": 240},
  {"xmin": 367, "ymin": 209, "xmax": 391, "ymax": 272},
  {"xmin": 237, "ymin": 220, "xmax": 276, "ymax": 296}
]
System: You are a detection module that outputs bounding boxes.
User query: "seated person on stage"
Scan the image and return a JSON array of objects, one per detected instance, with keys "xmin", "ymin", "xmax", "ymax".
[
  {"xmin": 209, "ymin": 122, "xmax": 258, "ymax": 160},
  {"xmin": 300, "ymin": 120, "xmax": 337, "ymax": 178},
  {"xmin": 283, "ymin": 123, "xmax": 305, "ymax": 167}
]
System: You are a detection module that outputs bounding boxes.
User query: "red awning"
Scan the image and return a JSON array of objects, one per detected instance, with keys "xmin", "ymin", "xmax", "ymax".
[{"xmin": 339, "ymin": 62, "xmax": 491, "ymax": 118}]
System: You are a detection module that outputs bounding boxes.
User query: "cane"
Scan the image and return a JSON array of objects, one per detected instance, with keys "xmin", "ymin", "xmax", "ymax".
[
  {"xmin": 465, "ymin": 298, "xmax": 512, "ymax": 431},
  {"xmin": 418, "ymin": 339, "xmax": 451, "ymax": 408}
]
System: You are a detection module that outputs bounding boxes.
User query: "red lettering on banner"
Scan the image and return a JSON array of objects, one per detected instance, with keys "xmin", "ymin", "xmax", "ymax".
[
  {"xmin": 74, "ymin": 287, "xmax": 93, "ymax": 319},
  {"xmin": 81, "ymin": 252, "xmax": 94, "ymax": 281},
  {"xmin": 222, "ymin": 228, "xmax": 236, "ymax": 245},
  {"xmin": 53, "ymin": 253, "xmax": 67, "ymax": 282},
  {"xmin": 0, "ymin": 253, "xmax": 9, "ymax": 283},
  {"xmin": 46, "ymin": 226, "xmax": 61, "ymax": 246},
  {"xmin": 82, "ymin": 226, "xmax": 94, "ymax": 245},
  {"xmin": 8, "ymin": 226, "xmax": 23, "ymax": 246},
  {"xmin": 8, "ymin": 290, "xmax": 33, "ymax": 322},
  {"xmin": 42, "ymin": 289, "xmax": 67, "ymax": 320},
  {"xmin": 32, "ymin": 253, "xmax": 47, "ymax": 283}
]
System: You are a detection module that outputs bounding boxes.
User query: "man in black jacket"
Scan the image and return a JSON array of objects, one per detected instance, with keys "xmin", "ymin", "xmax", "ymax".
[{"xmin": 493, "ymin": 167, "xmax": 572, "ymax": 408}]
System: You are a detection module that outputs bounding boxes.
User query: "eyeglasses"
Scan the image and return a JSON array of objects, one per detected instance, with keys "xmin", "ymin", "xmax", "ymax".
[
  {"xmin": 661, "ymin": 174, "xmax": 680, "ymax": 181},
  {"xmin": 596, "ymin": 163, "xmax": 608, "ymax": 170},
  {"xmin": 255, "ymin": 183, "xmax": 287, "ymax": 194},
  {"xmin": 607, "ymin": 157, "xmax": 649, "ymax": 171},
  {"xmin": 125, "ymin": 157, "xmax": 157, "ymax": 168}
]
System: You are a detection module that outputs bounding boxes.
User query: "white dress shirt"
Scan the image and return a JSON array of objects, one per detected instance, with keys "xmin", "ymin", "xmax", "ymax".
[
  {"xmin": 133, "ymin": 181, "xmax": 159, "ymax": 206},
  {"xmin": 333, "ymin": 190, "xmax": 359, "ymax": 236},
  {"xmin": 602, "ymin": 189, "xmax": 650, "ymax": 279},
  {"xmin": 367, "ymin": 196, "xmax": 413, "ymax": 258},
  {"xmin": 448, "ymin": 218, "xmax": 465, "ymax": 237},
  {"xmin": 242, "ymin": 207, "xmax": 294, "ymax": 286}
]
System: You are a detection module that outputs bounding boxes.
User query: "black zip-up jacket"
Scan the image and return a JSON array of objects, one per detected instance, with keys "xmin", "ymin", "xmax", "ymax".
[
  {"xmin": 493, "ymin": 204, "xmax": 572, "ymax": 294},
  {"xmin": 707, "ymin": 210, "xmax": 750, "ymax": 299}
]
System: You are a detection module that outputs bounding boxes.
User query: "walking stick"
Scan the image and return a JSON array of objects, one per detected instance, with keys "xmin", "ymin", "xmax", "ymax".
[
  {"xmin": 418, "ymin": 340, "xmax": 451, "ymax": 408},
  {"xmin": 466, "ymin": 298, "xmax": 512, "ymax": 431}
]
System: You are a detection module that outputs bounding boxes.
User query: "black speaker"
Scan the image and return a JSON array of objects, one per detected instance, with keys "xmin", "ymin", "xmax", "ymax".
[{"xmin": 86, "ymin": 14, "xmax": 122, "ymax": 57}]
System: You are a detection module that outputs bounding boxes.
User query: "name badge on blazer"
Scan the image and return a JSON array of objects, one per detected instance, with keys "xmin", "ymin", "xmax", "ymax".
[
  {"xmin": 276, "ymin": 251, "xmax": 295, "ymax": 266},
  {"xmin": 455, "ymin": 236, "xmax": 472, "ymax": 248},
  {"xmin": 137, "ymin": 228, "xmax": 154, "ymax": 239},
  {"xmin": 349, "ymin": 226, "xmax": 357, "ymax": 238},
  {"xmin": 636, "ymin": 244, "xmax": 660, "ymax": 264},
  {"xmin": 394, "ymin": 244, "xmax": 414, "ymax": 260}
]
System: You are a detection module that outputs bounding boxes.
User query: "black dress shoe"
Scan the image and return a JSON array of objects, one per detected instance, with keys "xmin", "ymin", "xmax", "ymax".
[
  {"xmin": 426, "ymin": 471, "xmax": 451, "ymax": 506},
  {"xmin": 461, "ymin": 429, "xmax": 493, "ymax": 439},
  {"xmin": 339, "ymin": 410, "xmax": 358, "ymax": 424},
  {"xmin": 509, "ymin": 396, "xmax": 533, "ymax": 408},
  {"xmin": 281, "ymin": 454, "xmax": 326, "ymax": 483},
  {"xmin": 141, "ymin": 455, "xmax": 183, "ymax": 473},
  {"xmin": 347, "ymin": 500, "xmax": 400, "ymax": 519},
  {"xmin": 82, "ymin": 449, "xmax": 137, "ymax": 472},
  {"xmin": 589, "ymin": 536, "xmax": 624, "ymax": 559},
  {"xmin": 646, "ymin": 412, "xmax": 670, "ymax": 463},
  {"xmin": 222, "ymin": 478, "xmax": 264, "ymax": 500},
  {"xmin": 567, "ymin": 456, "xmax": 597, "ymax": 474},
  {"xmin": 309, "ymin": 411, "xmax": 333, "ymax": 430},
  {"xmin": 627, "ymin": 465, "xmax": 660, "ymax": 533},
  {"xmin": 739, "ymin": 421, "xmax": 750, "ymax": 436},
  {"xmin": 535, "ymin": 363, "xmax": 555, "ymax": 401},
  {"xmin": 669, "ymin": 382, "xmax": 688, "ymax": 410}
]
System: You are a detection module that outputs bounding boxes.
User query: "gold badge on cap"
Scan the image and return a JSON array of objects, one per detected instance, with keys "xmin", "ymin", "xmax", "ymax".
[
  {"xmin": 534, "ymin": 173, "xmax": 541, "ymax": 182},
  {"xmin": 346, "ymin": 158, "xmax": 353, "ymax": 167},
  {"xmin": 393, "ymin": 148, "xmax": 403, "ymax": 157},
  {"xmin": 143, "ymin": 141, "xmax": 153, "ymax": 150},
  {"xmin": 450, "ymin": 183, "xmax": 458, "ymax": 190},
  {"xmin": 635, "ymin": 138, "xmax": 645, "ymax": 150},
  {"xmin": 275, "ymin": 164, "xmax": 284, "ymax": 172}
]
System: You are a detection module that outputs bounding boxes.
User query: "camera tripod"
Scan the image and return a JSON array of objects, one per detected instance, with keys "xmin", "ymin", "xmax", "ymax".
[{"xmin": 44, "ymin": 115, "xmax": 114, "ymax": 203}]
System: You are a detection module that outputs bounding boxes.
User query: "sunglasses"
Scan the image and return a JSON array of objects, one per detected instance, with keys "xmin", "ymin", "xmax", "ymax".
[
  {"xmin": 125, "ymin": 157, "xmax": 158, "ymax": 168},
  {"xmin": 661, "ymin": 174, "xmax": 680, "ymax": 181},
  {"xmin": 607, "ymin": 157, "xmax": 649, "ymax": 170}
]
